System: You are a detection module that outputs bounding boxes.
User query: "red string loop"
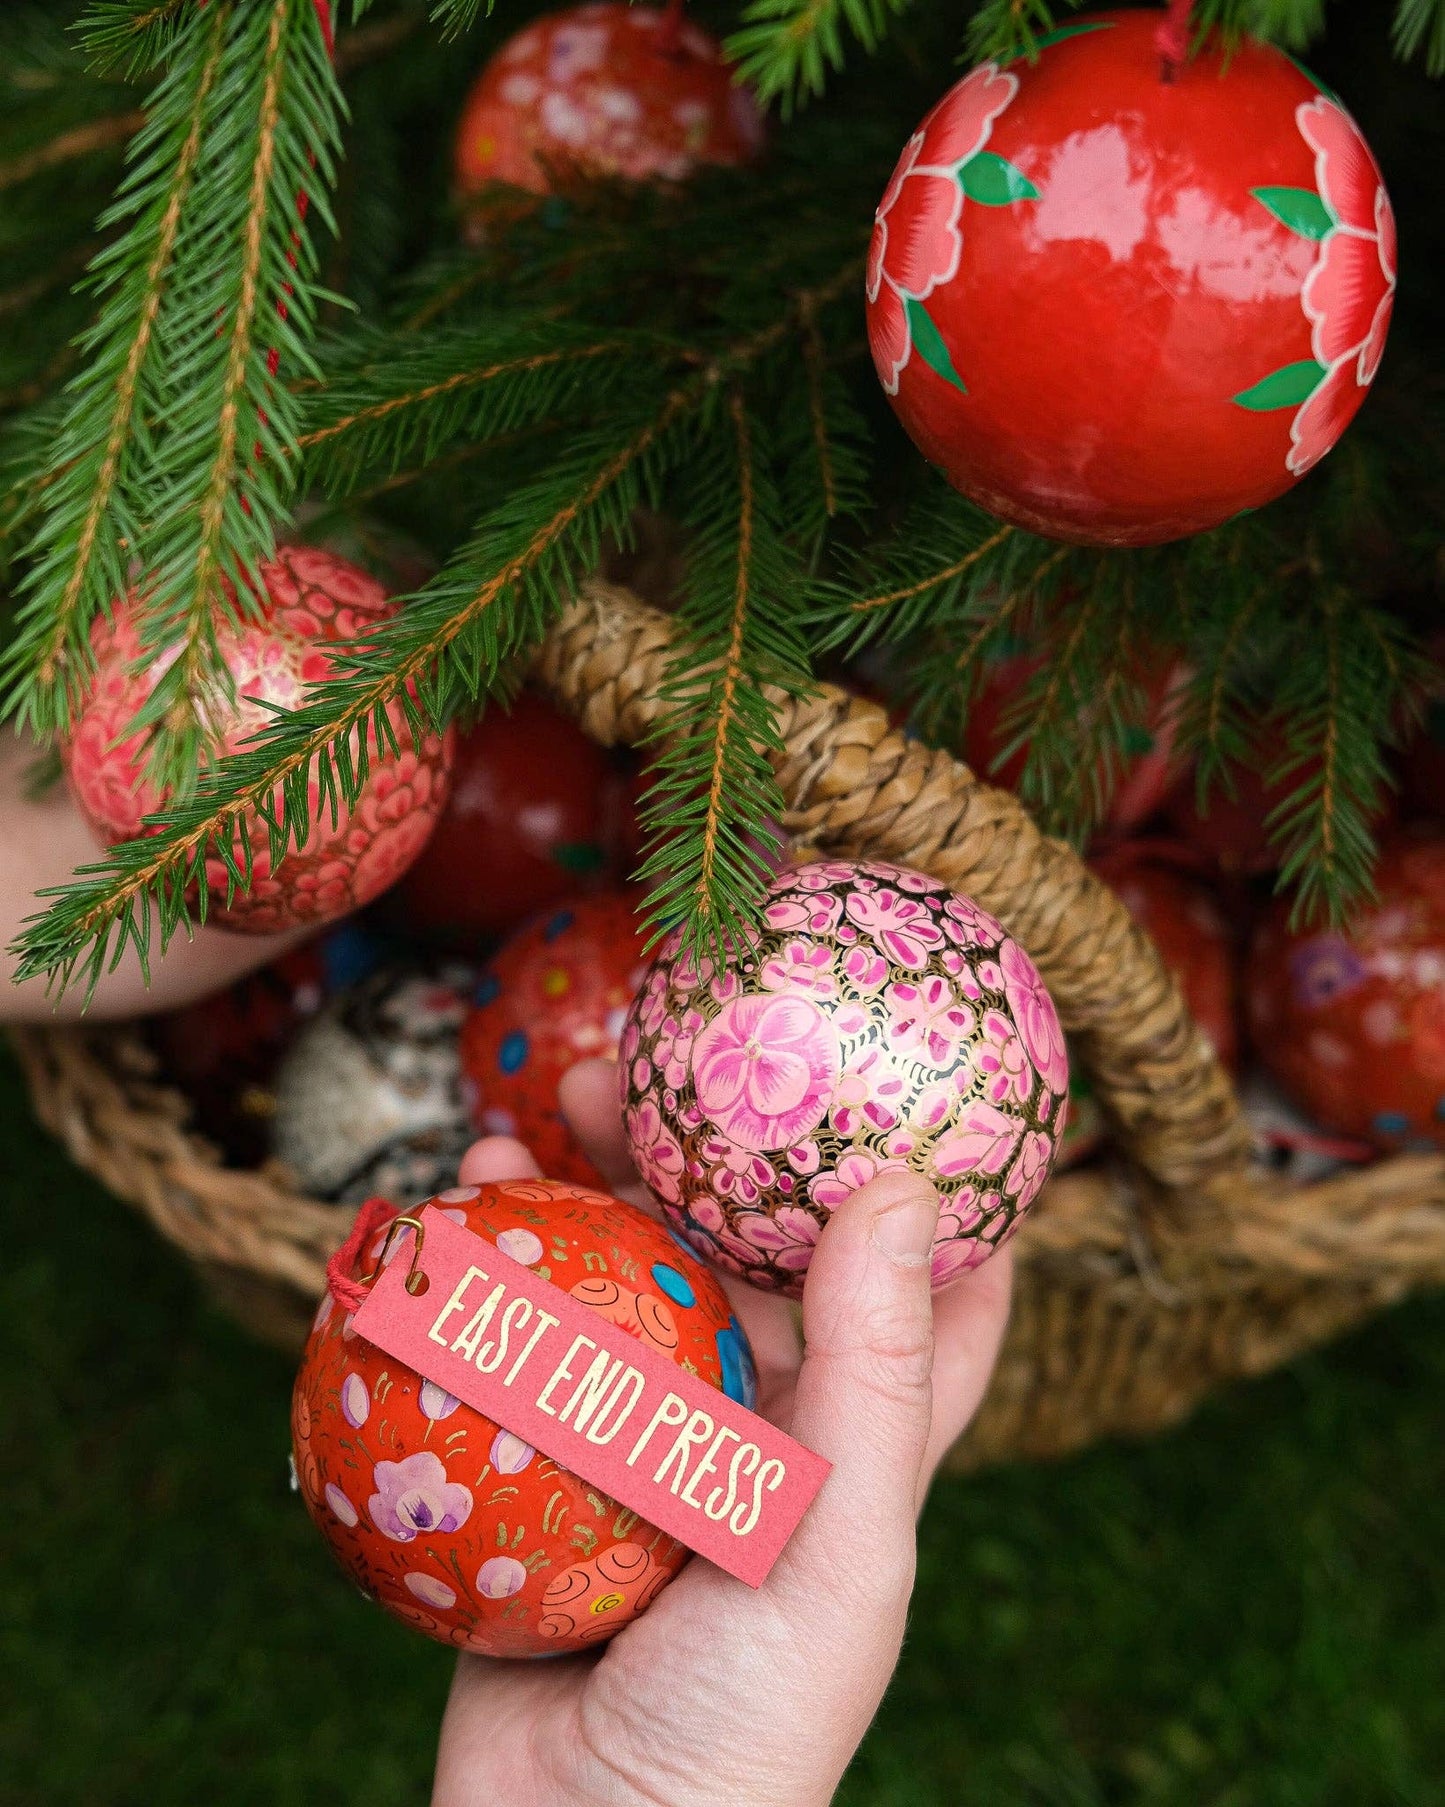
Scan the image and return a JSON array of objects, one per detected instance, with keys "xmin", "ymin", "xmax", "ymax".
[
  {"xmin": 1155, "ymin": 0, "xmax": 1193, "ymax": 80},
  {"xmin": 326, "ymin": 1196, "xmax": 400, "ymax": 1313}
]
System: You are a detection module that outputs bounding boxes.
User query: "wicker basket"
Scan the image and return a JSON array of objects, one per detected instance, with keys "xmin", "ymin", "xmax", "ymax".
[{"xmin": 14, "ymin": 581, "xmax": 1445, "ymax": 1469}]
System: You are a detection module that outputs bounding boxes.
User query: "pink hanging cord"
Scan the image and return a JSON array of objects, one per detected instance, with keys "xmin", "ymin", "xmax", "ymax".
[
  {"xmin": 326, "ymin": 1196, "xmax": 400, "ymax": 1312},
  {"xmin": 1155, "ymin": 0, "xmax": 1193, "ymax": 81}
]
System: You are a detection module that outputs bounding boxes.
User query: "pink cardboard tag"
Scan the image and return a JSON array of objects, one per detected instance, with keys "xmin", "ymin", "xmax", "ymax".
[{"xmin": 352, "ymin": 1206, "xmax": 831, "ymax": 1588}]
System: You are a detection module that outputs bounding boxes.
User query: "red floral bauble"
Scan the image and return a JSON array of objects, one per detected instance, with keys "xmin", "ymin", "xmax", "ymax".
[
  {"xmin": 380, "ymin": 689, "xmax": 632, "ymax": 947},
  {"xmin": 63, "ymin": 548, "xmax": 453, "ymax": 934},
  {"xmin": 1245, "ymin": 832, "xmax": 1445, "ymax": 1150},
  {"xmin": 461, "ymin": 891, "xmax": 650, "ymax": 1185},
  {"xmin": 963, "ymin": 639, "xmax": 1185, "ymax": 835},
  {"xmin": 1092, "ymin": 846, "xmax": 1240, "ymax": 1070},
  {"xmin": 293, "ymin": 1179, "xmax": 755, "ymax": 1657},
  {"xmin": 454, "ymin": 2, "xmax": 763, "ymax": 199},
  {"xmin": 866, "ymin": 13, "xmax": 1395, "ymax": 545},
  {"xmin": 620, "ymin": 859, "xmax": 1068, "ymax": 1297}
]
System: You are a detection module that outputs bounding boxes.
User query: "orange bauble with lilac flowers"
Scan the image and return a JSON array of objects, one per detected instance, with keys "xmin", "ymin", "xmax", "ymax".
[
  {"xmin": 63, "ymin": 547, "xmax": 453, "ymax": 933},
  {"xmin": 867, "ymin": 13, "xmax": 1395, "ymax": 545},
  {"xmin": 293, "ymin": 1179, "xmax": 756, "ymax": 1658}
]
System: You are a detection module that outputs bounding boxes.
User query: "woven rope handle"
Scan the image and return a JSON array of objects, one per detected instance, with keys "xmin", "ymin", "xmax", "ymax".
[{"xmin": 535, "ymin": 580, "xmax": 1251, "ymax": 1198}]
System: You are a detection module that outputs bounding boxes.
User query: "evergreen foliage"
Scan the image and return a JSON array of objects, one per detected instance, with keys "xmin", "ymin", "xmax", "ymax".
[{"xmin": 0, "ymin": 0, "xmax": 1440, "ymax": 997}]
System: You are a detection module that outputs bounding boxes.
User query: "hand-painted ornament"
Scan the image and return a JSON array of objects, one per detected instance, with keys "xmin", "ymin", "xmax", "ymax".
[
  {"xmin": 461, "ymin": 891, "xmax": 650, "ymax": 1185},
  {"xmin": 867, "ymin": 12, "xmax": 1395, "ymax": 544},
  {"xmin": 620, "ymin": 859, "xmax": 1068, "ymax": 1295},
  {"xmin": 64, "ymin": 548, "xmax": 454, "ymax": 932},
  {"xmin": 293, "ymin": 1179, "xmax": 756, "ymax": 1656},
  {"xmin": 1092, "ymin": 847, "xmax": 1240, "ymax": 1070},
  {"xmin": 963, "ymin": 638, "xmax": 1185, "ymax": 835},
  {"xmin": 1246, "ymin": 832, "xmax": 1445, "ymax": 1151},
  {"xmin": 381, "ymin": 689, "xmax": 631, "ymax": 947},
  {"xmin": 273, "ymin": 965, "xmax": 477, "ymax": 1201},
  {"xmin": 454, "ymin": 2, "xmax": 764, "ymax": 200}
]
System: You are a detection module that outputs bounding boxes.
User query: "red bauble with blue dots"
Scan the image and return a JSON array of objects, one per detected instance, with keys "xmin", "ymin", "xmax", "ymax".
[{"xmin": 460, "ymin": 891, "xmax": 650, "ymax": 1183}]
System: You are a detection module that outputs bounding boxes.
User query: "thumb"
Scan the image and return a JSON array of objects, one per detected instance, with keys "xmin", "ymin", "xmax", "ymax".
[{"xmin": 767, "ymin": 1169, "xmax": 940, "ymax": 1616}]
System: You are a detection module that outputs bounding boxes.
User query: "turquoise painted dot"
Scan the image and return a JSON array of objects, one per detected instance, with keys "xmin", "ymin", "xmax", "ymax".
[
  {"xmin": 650, "ymin": 1262, "xmax": 695, "ymax": 1309},
  {"xmin": 542, "ymin": 909, "xmax": 575, "ymax": 943},
  {"xmin": 499, "ymin": 1030, "xmax": 529, "ymax": 1074},
  {"xmin": 474, "ymin": 972, "xmax": 501, "ymax": 1008},
  {"xmin": 1373, "ymin": 1110, "xmax": 1411, "ymax": 1137}
]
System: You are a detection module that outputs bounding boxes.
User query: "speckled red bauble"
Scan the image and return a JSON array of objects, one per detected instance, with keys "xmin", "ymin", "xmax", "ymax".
[
  {"xmin": 454, "ymin": 2, "xmax": 763, "ymax": 200},
  {"xmin": 1092, "ymin": 846, "xmax": 1240, "ymax": 1070},
  {"xmin": 380, "ymin": 689, "xmax": 631, "ymax": 947},
  {"xmin": 867, "ymin": 13, "xmax": 1395, "ymax": 544},
  {"xmin": 1246, "ymin": 832, "xmax": 1445, "ymax": 1150},
  {"xmin": 461, "ymin": 891, "xmax": 649, "ymax": 1185},
  {"xmin": 64, "ymin": 548, "xmax": 453, "ymax": 933},
  {"xmin": 963, "ymin": 639, "xmax": 1184, "ymax": 834},
  {"xmin": 293, "ymin": 1179, "xmax": 755, "ymax": 1657},
  {"xmin": 621, "ymin": 859, "xmax": 1068, "ymax": 1296}
]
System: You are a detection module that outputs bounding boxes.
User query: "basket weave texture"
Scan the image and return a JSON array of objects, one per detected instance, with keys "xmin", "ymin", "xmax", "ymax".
[{"xmin": 14, "ymin": 582, "xmax": 1445, "ymax": 1468}]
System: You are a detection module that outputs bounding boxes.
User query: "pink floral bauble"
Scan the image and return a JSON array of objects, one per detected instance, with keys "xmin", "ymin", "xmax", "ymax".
[
  {"xmin": 619, "ymin": 858, "xmax": 1068, "ymax": 1295},
  {"xmin": 62, "ymin": 547, "xmax": 454, "ymax": 933}
]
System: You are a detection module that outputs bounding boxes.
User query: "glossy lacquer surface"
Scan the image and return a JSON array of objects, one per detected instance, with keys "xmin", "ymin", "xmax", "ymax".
[{"xmin": 867, "ymin": 12, "xmax": 1396, "ymax": 544}]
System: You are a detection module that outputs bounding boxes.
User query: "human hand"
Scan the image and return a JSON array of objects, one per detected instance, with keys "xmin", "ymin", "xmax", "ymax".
[{"xmin": 432, "ymin": 1058, "xmax": 1012, "ymax": 1807}]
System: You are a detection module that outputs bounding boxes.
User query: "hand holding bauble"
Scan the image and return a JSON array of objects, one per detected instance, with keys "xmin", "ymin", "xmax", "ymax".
[
  {"xmin": 293, "ymin": 1179, "xmax": 755, "ymax": 1658},
  {"xmin": 867, "ymin": 12, "xmax": 1395, "ymax": 544},
  {"xmin": 620, "ymin": 859, "xmax": 1068, "ymax": 1294}
]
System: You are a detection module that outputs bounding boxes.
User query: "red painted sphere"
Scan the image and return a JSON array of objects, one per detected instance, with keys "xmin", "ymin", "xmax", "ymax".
[
  {"xmin": 963, "ymin": 640, "xmax": 1185, "ymax": 834},
  {"xmin": 293, "ymin": 1179, "xmax": 755, "ymax": 1657},
  {"xmin": 1245, "ymin": 832, "xmax": 1445, "ymax": 1150},
  {"xmin": 1092, "ymin": 846, "xmax": 1240, "ymax": 1070},
  {"xmin": 381, "ymin": 690, "xmax": 631, "ymax": 946},
  {"xmin": 63, "ymin": 548, "xmax": 453, "ymax": 933},
  {"xmin": 867, "ymin": 14, "xmax": 1395, "ymax": 545},
  {"xmin": 461, "ymin": 891, "xmax": 650, "ymax": 1184},
  {"xmin": 454, "ymin": 3, "xmax": 764, "ymax": 199}
]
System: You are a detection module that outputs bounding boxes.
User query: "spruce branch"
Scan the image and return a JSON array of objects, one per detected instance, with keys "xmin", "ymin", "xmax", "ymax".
[
  {"xmin": 728, "ymin": 0, "xmax": 914, "ymax": 114},
  {"xmin": 1393, "ymin": 0, "xmax": 1445, "ymax": 73},
  {"xmin": 79, "ymin": 2, "xmax": 192, "ymax": 79}
]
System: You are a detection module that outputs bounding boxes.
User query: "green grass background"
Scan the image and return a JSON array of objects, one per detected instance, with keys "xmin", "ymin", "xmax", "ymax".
[{"xmin": 3, "ymin": 1044, "xmax": 1444, "ymax": 1806}]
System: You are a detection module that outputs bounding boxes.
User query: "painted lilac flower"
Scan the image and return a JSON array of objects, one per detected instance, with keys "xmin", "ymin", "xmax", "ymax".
[
  {"xmin": 477, "ymin": 1556, "xmax": 529, "ymax": 1599},
  {"xmin": 1004, "ymin": 1129, "xmax": 1054, "ymax": 1210},
  {"xmin": 885, "ymin": 975, "xmax": 976, "ymax": 1067},
  {"xmin": 490, "ymin": 1430, "xmax": 535, "ymax": 1474},
  {"xmin": 626, "ymin": 1097, "xmax": 686, "ymax": 1204},
  {"xmin": 419, "ymin": 1380, "xmax": 461, "ymax": 1421},
  {"xmin": 496, "ymin": 1227, "xmax": 545, "ymax": 1266},
  {"xmin": 978, "ymin": 1008, "xmax": 1031, "ymax": 1104},
  {"xmin": 1289, "ymin": 935, "xmax": 1368, "ymax": 1009},
  {"xmin": 933, "ymin": 1098, "xmax": 1024, "ymax": 1179},
  {"xmin": 341, "ymin": 1373, "xmax": 370, "ymax": 1428},
  {"xmin": 692, "ymin": 992, "xmax": 838, "ymax": 1150},
  {"xmin": 845, "ymin": 886, "xmax": 945, "ymax": 969},
  {"xmin": 829, "ymin": 1046, "xmax": 907, "ymax": 1135},
  {"xmin": 325, "ymin": 1482, "xmax": 359, "ymax": 1528},
  {"xmin": 404, "ymin": 1572, "xmax": 457, "ymax": 1609},
  {"xmin": 762, "ymin": 938, "xmax": 837, "ymax": 998},
  {"xmin": 999, "ymin": 939, "xmax": 1068, "ymax": 1094},
  {"xmin": 812, "ymin": 1149, "xmax": 907, "ymax": 1211},
  {"xmin": 368, "ymin": 1452, "xmax": 473, "ymax": 1543}
]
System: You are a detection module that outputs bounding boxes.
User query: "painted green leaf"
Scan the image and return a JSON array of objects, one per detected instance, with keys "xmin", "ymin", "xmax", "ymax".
[
  {"xmin": 905, "ymin": 298, "xmax": 966, "ymax": 393},
  {"xmin": 1233, "ymin": 360, "xmax": 1328, "ymax": 411},
  {"xmin": 960, "ymin": 152, "xmax": 1039, "ymax": 206},
  {"xmin": 1251, "ymin": 185, "xmax": 1336, "ymax": 240}
]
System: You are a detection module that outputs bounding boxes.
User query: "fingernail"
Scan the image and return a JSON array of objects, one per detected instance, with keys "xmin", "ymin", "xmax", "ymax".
[{"xmin": 871, "ymin": 1187, "xmax": 940, "ymax": 1267}]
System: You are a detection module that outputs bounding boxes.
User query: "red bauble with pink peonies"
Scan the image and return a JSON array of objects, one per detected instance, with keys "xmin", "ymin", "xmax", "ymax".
[
  {"xmin": 64, "ymin": 547, "xmax": 453, "ymax": 934},
  {"xmin": 866, "ymin": 11, "xmax": 1395, "ymax": 545}
]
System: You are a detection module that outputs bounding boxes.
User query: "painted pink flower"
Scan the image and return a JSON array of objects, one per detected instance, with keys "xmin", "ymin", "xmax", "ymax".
[
  {"xmin": 700, "ymin": 1131, "xmax": 776, "ymax": 1206},
  {"xmin": 933, "ymin": 1097, "xmax": 1024, "ymax": 1179},
  {"xmin": 977, "ymin": 1007, "xmax": 1031, "ymax": 1104},
  {"xmin": 841, "ymin": 944, "xmax": 888, "ymax": 992},
  {"xmin": 930, "ymin": 1185, "xmax": 996, "ymax": 1287},
  {"xmin": 812, "ymin": 1149, "xmax": 907, "ymax": 1211},
  {"xmin": 1004, "ymin": 1128, "xmax": 1054, "ymax": 1211},
  {"xmin": 867, "ymin": 63, "xmax": 1019, "ymax": 394},
  {"xmin": 998, "ymin": 938, "xmax": 1068, "ymax": 1094},
  {"xmin": 788, "ymin": 860, "xmax": 860, "ymax": 889},
  {"xmin": 885, "ymin": 975, "xmax": 976, "ymax": 1067},
  {"xmin": 845, "ymin": 886, "xmax": 945, "ymax": 970},
  {"xmin": 765, "ymin": 887, "xmax": 843, "ymax": 935},
  {"xmin": 829, "ymin": 1046, "xmax": 907, "ymax": 1135},
  {"xmin": 692, "ymin": 992, "xmax": 838, "ymax": 1150},
  {"xmin": 1289, "ymin": 97, "xmax": 1396, "ymax": 475},
  {"xmin": 368, "ymin": 1452, "xmax": 472, "ymax": 1543},
  {"xmin": 732, "ymin": 1205, "xmax": 824, "ymax": 1272},
  {"xmin": 942, "ymin": 893, "xmax": 1007, "ymax": 948},
  {"xmin": 861, "ymin": 861, "xmax": 941, "ymax": 895},
  {"xmin": 626, "ymin": 1097, "xmax": 686, "ymax": 1204},
  {"xmin": 637, "ymin": 964, "xmax": 673, "ymax": 1037},
  {"xmin": 654, "ymin": 1006, "xmax": 705, "ymax": 1090},
  {"xmin": 762, "ymin": 938, "xmax": 837, "ymax": 997}
]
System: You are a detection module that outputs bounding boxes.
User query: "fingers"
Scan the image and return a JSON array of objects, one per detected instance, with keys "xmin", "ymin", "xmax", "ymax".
[
  {"xmin": 557, "ymin": 1059, "xmax": 650, "ymax": 1197},
  {"xmin": 456, "ymin": 1136, "xmax": 542, "ymax": 1186},
  {"xmin": 917, "ymin": 1245, "xmax": 1013, "ymax": 1502}
]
